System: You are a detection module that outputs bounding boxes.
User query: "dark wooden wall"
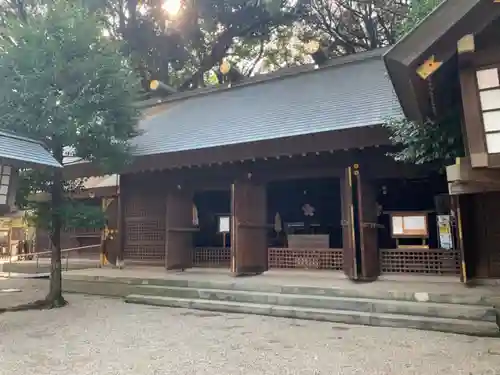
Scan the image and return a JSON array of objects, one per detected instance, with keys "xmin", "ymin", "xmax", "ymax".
[
  {"xmin": 119, "ymin": 147, "xmax": 438, "ymax": 268},
  {"xmin": 470, "ymin": 192, "xmax": 500, "ymax": 278}
]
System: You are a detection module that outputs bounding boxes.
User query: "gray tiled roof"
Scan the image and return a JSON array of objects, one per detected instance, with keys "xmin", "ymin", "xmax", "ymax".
[
  {"xmin": 133, "ymin": 51, "xmax": 403, "ymax": 156},
  {"xmin": 0, "ymin": 131, "xmax": 62, "ymax": 168}
]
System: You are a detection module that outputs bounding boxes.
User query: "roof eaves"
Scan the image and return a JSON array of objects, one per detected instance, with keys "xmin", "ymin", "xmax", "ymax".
[
  {"xmin": 0, "ymin": 131, "xmax": 62, "ymax": 168},
  {"xmin": 383, "ymin": 0, "xmax": 500, "ymax": 122},
  {"xmin": 0, "ymin": 130, "xmax": 47, "ymax": 147},
  {"xmin": 383, "ymin": 0, "xmax": 480, "ymax": 66}
]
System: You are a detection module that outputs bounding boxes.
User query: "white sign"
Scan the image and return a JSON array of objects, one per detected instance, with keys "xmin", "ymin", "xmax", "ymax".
[
  {"xmin": 391, "ymin": 216, "xmax": 404, "ymax": 235},
  {"xmin": 218, "ymin": 216, "xmax": 230, "ymax": 233},
  {"xmin": 437, "ymin": 215, "xmax": 453, "ymax": 249},
  {"xmin": 403, "ymin": 216, "xmax": 427, "ymax": 231},
  {"xmin": 390, "ymin": 213, "xmax": 428, "ymax": 237}
]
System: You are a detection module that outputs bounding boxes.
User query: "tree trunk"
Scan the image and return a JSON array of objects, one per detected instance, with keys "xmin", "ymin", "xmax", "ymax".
[{"xmin": 46, "ymin": 145, "xmax": 66, "ymax": 308}]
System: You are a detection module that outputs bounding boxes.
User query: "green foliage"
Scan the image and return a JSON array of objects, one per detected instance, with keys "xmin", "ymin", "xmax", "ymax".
[
  {"xmin": 23, "ymin": 200, "xmax": 106, "ymax": 231},
  {"xmin": 397, "ymin": 0, "xmax": 444, "ymax": 38},
  {"xmin": 385, "ymin": 0, "xmax": 462, "ymax": 166},
  {"xmin": 0, "ymin": 0, "xmax": 141, "ymax": 168},
  {"xmin": 16, "ymin": 170, "xmax": 105, "ymax": 231},
  {"xmin": 306, "ymin": 0, "xmax": 409, "ymax": 55},
  {"xmin": 384, "ymin": 109, "xmax": 464, "ymax": 166},
  {"xmin": 83, "ymin": 0, "xmax": 309, "ymax": 91},
  {"xmin": 0, "ymin": 0, "xmax": 141, "ymax": 231}
]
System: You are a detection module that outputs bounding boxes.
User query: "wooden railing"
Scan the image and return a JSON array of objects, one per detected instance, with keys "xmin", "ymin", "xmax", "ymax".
[
  {"xmin": 380, "ymin": 248, "xmax": 461, "ymax": 275},
  {"xmin": 192, "ymin": 247, "xmax": 231, "ymax": 267},
  {"xmin": 268, "ymin": 247, "xmax": 343, "ymax": 270},
  {"xmin": 191, "ymin": 247, "xmax": 345, "ymax": 270},
  {"xmin": 65, "ymin": 227, "xmax": 101, "ymax": 235},
  {"xmin": 11, "ymin": 245, "xmax": 455, "ymax": 275},
  {"xmin": 5, "ymin": 244, "xmax": 101, "ymax": 272}
]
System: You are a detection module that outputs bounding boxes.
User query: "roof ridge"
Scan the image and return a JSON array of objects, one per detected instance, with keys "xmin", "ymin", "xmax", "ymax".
[{"xmin": 136, "ymin": 47, "xmax": 389, "ymax": 109}]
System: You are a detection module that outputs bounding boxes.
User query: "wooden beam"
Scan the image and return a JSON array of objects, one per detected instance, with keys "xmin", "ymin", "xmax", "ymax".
[
  {"xmin": 459, "ymin": 68, "xmax": 489, "ymax": 168},
  {"xmin": 457, "ymin": 34, "xmax": 475, "ymax": 54},
  {"xmin": 448, "ymin": 181, "xmax": 500, "ymax": 195},
  {"xmin": 446, "ymin": 157, "xmax": 500, "ymax": 194},
  {"xmin": 447, "ymin": 157, "xmax": 500, "ymax": 184}
]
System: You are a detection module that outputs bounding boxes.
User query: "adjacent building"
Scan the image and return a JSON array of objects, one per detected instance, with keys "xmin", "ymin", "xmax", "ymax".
[
  {"xmin": 0, "ymin": 130, "xmax": 61, "ymax": 257},
  {"xmin": 385, "ymin": 0, "xmax": 500, "ymax": 281}
]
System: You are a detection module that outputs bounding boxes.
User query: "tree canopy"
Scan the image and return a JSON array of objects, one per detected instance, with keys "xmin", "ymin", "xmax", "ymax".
[
  {"xmin": 0, "ymin": 0, "xmax": 142, "ymax": 306},
  {"xmin": 0, "ymin": 1, "xmax": 440, "ymax": 93}
]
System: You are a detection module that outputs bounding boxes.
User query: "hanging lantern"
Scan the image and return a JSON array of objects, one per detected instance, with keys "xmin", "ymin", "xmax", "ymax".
[
  {"xmin": 150, "ymin": 80, "xmax": 160, "ymax": 91},
  {"xmin": 304, "ymin": 40, "xmax": 320, "ymax": 54},
  {"xmin": 220, "ymin": 60, "xmax": 231, "ymax": 75},
  {"xmin": 0, "ymin": 164, "xmax": 18, "ymax": 214}
]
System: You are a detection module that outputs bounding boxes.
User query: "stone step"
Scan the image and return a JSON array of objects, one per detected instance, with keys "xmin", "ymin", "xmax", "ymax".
[
  {"xmin": 124, "ymin": 294, "xmax": 500, "ymax": 337},
  {"xmin": 130, "ymin": 285, "xmax": 498, "ymax": 322},
  {"xmin": 0, "ymin": 272, "xmax": 49, "ymax": 279},
  {"xmin": 62, "ymin": 275, "xmax": 500, "ymax": 306}
]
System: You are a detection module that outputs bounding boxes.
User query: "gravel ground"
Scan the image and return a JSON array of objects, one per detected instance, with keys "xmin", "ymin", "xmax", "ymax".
[
  {"xmin": 1, "ymin": 290, "xmax": 500, "ymax": 375},
  {"xmin": 0, "ymin": 278, "xmax": 48, "ymax": 309}
]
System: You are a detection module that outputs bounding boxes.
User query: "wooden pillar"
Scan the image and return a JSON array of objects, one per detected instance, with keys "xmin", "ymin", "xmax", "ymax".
[
  {"xmin": 452, "ymin": 194, "xmax": 477, "ymax": 283},
  {"xmin": 165, "ymin": 188, "xmax": 195, "ymax": 270},
  {"xmin": 231, "ymin": 179, "xmax": 267, "ymax": 276},
  {"xmin": 341, "ymin": 165, "xmax": 379, "ymax": 281},
  {"xmin": 101, "ymin": 196, "xmax": 120, "ymax": 267},
  {"xmin": 340, "ymin": 167, "xmax": 358, "ymax": 280}
]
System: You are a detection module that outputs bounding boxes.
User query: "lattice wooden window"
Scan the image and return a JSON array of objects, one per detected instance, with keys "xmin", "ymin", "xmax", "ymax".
[
  {"xmin": 124, "ymin": 196, "xmax": 165, "ymax": 217},
  {"xmin": 123, "ymin": 192, "xmax": 166, "ymax": 262},
  {"xmin": 268, "ymin": 248, "xmax": 343, "ymax": 270},
  {"xmin": 380, "ymin": 249, "xmax": 460, "ymax": 275},
  {"xmin": 476, "ymin": 68, "xmax": 500, "ymax": 153},
  {"xmin": 124, "ymin": 244, "xmax": 165, "ymax": 261},
  {"xmin": 192, "ymin": 247, "xmax": 231, "ymax": 267},
  {"xmin": 126, "ymin": 220, "xmax": 165, "ymax": 242}
]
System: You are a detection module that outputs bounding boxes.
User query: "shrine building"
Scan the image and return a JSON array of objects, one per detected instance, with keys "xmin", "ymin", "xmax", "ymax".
[{"xmin": 62, "ymin": 44, "xmax": 470, "ymax": 282}]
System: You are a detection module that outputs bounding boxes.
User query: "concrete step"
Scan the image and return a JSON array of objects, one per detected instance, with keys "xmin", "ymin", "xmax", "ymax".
[
  {"xmin": 129, "ymin": 285, "xmax": 498, "ymax": 322},
  {"xmin": 124, "ymin": 294, "xmax": 500, "ymax": 337},
  {"xmin": 0, "ymin": 272, "xmax": 49, "ymax": 279},
  {"xmin": 62, "ymin": 275, "xmax": 500, "ymax": 306}
]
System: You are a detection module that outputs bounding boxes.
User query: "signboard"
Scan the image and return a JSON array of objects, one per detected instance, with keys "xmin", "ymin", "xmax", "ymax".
[
  {"xmin": 218, "ymin": 216, "xmax": 230, "ymax": 233},
  {"xmin": 437, "ymin": 215, "xmax": 453, "ymax": 249},
  {"xmin": 390, "ymin": 212, "xmax": 429, "ymax": 238}
]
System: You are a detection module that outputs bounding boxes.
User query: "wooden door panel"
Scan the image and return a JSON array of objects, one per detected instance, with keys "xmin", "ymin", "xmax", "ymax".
[
  {"xmin": 341, "ymin": 168, "xmax": 357, "ymax": 280},
  {"xmin": 478, "ymin": 192, "xmax": 500, "ymax": 278},
  {"xmin": 356, "ymin": 170, "xmax": 379, "ymax": 280},
  {"xmin": 165, "ymin": 190, "xmax": 195, "ymax": 270},
  {"xmin": 453, "ymin": 195, "xmax": 475, "ymax": 282},
  {"xmin": 341, "ymin": 166, "xmax": 379, "ymax": 281},
  {"xmin": 231, "ymin": 181, "xmax": 267, "ymax": 276}
]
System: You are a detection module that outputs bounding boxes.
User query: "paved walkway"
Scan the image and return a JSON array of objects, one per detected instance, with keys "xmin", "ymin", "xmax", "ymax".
[{"xmin": 1, "ymin": 294, "xmax": 500, "ymax": 375}]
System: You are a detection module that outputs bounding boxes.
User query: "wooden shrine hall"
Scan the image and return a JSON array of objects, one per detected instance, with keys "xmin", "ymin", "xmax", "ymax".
[
  {"xmin": 65, "ymin": 48, "xmax": 461, "ymax": 281},
  {"xmin": 385, "ymin": 0, "xmax": 500, "ymax": 281}
]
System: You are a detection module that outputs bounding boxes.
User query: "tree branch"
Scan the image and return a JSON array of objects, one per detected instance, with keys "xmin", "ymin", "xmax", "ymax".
[{"xmin": 245, "ymin": 39, "xmax": 265, "ymax": 76}]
